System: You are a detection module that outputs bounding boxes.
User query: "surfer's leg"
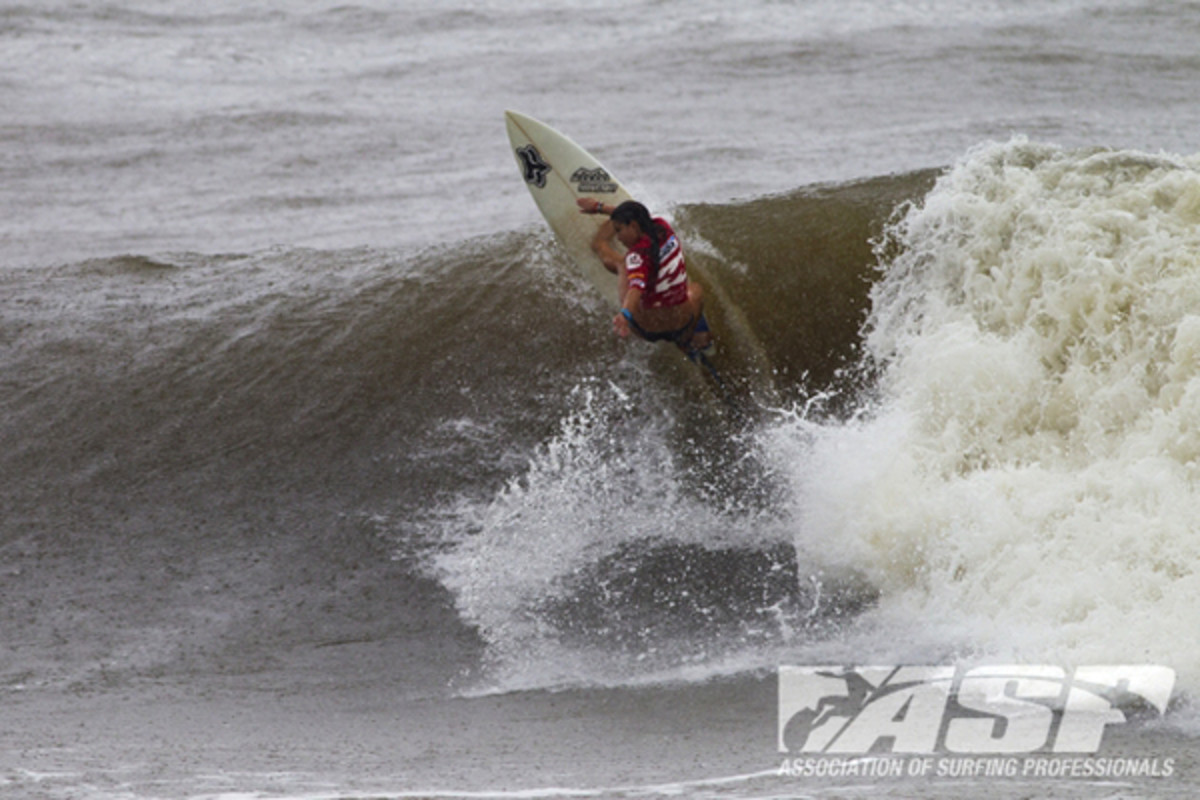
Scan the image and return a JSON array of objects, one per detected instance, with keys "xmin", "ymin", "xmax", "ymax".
[
  {"xmin": 629, "ymin": 283, "xmax": 713, "ymax": 354},
  {"xmin": 681, "ymin": 282, "xmax": 712, "ymax": 353}
]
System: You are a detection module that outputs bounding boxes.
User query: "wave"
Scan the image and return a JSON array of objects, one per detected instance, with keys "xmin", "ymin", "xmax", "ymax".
[
  {"xmin": 7, "ymin": 144, "xmax": 1200, "ymax": 705},
  {"xmin": 435, "ymin": 139, "xmax": 1200, "ymax": 699}
]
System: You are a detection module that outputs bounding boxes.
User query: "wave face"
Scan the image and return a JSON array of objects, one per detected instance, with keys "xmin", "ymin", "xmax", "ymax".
[
  {"xmin": 0, "ymin": 170, "xmax": 921, "ymax": 695},
  {"xmin": 6, "ymin": 144, "xmax": 1200, "ymax": 701}
]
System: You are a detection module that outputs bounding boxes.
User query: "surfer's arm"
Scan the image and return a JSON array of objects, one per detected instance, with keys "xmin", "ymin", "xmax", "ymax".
[
  {"xmin": 613, "ymin": 287, "xmax": 643, "ymax": 338},
  {"xmin": 577, "ymin": 198, "xmax": 611, "ymax": 216},
  {"xmin": 588, "ymin": 217, "xmax": 623, "ymax": 275}
]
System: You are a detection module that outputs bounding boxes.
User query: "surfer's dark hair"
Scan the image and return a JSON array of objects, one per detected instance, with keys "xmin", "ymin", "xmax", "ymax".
[{"xmin": 611, "ymin": 200, "xmax": 663, "ymax": 272}]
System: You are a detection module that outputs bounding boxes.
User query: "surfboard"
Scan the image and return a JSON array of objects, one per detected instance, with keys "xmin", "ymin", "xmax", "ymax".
[{"xmin": 505, "ymin": 110, "xmax": 631, "ymax": 306}]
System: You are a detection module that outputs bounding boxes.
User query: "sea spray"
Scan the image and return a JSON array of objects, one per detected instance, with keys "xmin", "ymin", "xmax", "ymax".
[
  {"xmin": 432, "ymin": 377, "xmax": 863, "ymax": 691},
  {"xmin": 433, "ymin": 378, "xmax": 710, "ymax": 688}
]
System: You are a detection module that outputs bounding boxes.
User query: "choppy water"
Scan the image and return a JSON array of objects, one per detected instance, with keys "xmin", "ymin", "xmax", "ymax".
[{"xmin": 4, "ymin": 1, "xmax": 1200, "ymax": 797}]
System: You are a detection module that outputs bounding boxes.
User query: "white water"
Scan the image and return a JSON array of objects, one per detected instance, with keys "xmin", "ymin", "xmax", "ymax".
[{"xmin": 774, "ymin": 139, "xmax": 1200, "ymax": 694}]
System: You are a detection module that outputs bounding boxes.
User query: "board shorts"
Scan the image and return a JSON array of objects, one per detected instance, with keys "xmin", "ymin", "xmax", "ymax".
[{"xmin": 625, "ymin": 309, "xmax": 710, "ymax": 351}]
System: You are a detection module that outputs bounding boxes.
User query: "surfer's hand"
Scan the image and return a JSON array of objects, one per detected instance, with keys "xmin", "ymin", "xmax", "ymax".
[
  {"xmin": 613, "ymin": 311, "xmax": 631, "ymax": 338},
  {"xmin": 578, "ymin": 198, "xmax": 603, "ymax": 215}
]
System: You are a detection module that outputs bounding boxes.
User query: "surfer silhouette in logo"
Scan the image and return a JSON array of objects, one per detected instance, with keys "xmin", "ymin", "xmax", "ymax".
[
  {"xmin": 781, "ymin": 668, "xmax": 876, "ymax": 752},
  {"xmin": 578, "ymin": 198, "xmax": 712, "ymax": 360}
]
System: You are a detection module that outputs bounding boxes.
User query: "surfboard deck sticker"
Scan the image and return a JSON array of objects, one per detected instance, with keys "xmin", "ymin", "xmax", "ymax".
[{"xmin": 505, "ymin": 110, "xmax": 632, "ymax": 306}]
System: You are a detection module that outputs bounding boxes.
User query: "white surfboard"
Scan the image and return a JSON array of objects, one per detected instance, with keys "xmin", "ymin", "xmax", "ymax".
[{"xmin": 505, "ymin": 110, "xmax": 631, "ymax": 306}]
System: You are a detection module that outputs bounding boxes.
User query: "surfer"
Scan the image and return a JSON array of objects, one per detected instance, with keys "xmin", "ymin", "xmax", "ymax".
[{"xmin": 577, "ymin": 198, "xmax": 712, "ymax": 357}]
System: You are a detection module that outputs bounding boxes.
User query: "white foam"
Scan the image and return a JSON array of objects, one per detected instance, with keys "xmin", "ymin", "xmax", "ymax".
[
  {"xmin": 767, "ymin": 139, "xmax": 1200, "ymax": 694},
  {"xmin": 188, "ymin": 767, "xmax": 784, "ymax": 800},
  {"xmin": 433, "ymin": 377, "xmax": 729, "ymax": 688}
]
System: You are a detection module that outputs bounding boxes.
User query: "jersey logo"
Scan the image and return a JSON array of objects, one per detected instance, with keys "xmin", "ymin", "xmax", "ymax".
[
  {"xmin": 659, "ymin": 235, "xmax": 680, "ymax": 260},
  {"xmin": 516, "ymin": 145, "xmax": 551, "ymax": 188}
]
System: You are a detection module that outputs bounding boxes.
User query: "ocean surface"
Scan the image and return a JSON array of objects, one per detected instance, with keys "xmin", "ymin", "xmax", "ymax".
[{"xmin": 4, "ymin": 1, "xmax": 1200, "ymax": 797}]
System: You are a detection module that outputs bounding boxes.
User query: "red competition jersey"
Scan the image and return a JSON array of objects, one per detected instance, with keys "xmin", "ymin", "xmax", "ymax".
[{"xmin": 624, "ymin": 217, "xmax": 688, "ymax": 308}]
